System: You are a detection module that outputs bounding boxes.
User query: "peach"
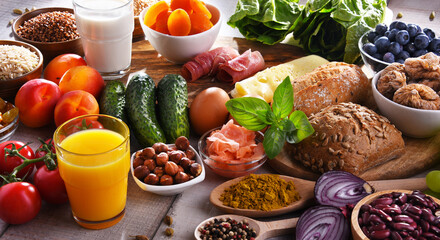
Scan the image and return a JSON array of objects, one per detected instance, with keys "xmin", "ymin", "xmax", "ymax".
[
  {"xmin": 43, "ymin": 54, "xmax": 87, "ymax": 84},
  {"xmin": 54, "ymin": 90, "xmax": 99, "ymax": 127},
  {"xmin": 58, "ymin": 66, "xmax": 105, "ymax": 99}
]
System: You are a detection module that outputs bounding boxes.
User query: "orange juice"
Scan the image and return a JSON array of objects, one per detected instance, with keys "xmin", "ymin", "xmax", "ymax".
[{"xmin": 57, "ymin": 129, "xmax": 130, "ymax": 222}]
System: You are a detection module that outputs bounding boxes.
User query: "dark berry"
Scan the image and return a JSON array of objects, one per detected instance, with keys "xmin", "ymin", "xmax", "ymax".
[
  {"xmin": 397, "ymin": 50, "xmax": 410, "ymax": 60},
  {"xmin": 423, "ymin": 28, "xmax": 436, "ymax": 40},
  {"xmin": 396, "ymin": 59, "xmax": 405, "ymax": 64},
  {"xmin": 389, "ymin": 21, "xmax": 398, "ymax": 30},
  {"xmin": 367, "ymin": 31, "xmax": 378, "ymax": 43},
  {"xmin": 372, "ymin": 53, "xmax": 383, "ymax": 60},
  {"xmin": 383, "ymin": 52, "xmax": 395, "ymax": 63},
  {"xmin": 407, "ymin": 24, "xmax": 419, "ymax": 38},
  {"xmin": 414, "ymin": 49, "xmax": 428, "ymax": 57},
  {"xmin": 388, "ymin": 42, "xmax": 402, "ymax": 55},
  {"xmin": 363, "ymin": 43, "xmax": 377, "ymax": 55},
  {"xmin": 414, "ymin": 34, "xmax": 430, "ymax": 49},
  {"xmin": 396, "ymin": 30, "xmax": 410, "ymax": 45},
  {"xmin": 395, "ymin": 21, "xmax": 407, "ymax": 30},
  {"xmin": 429, "ymin": 38, "xmax": 440, "ymax": 52},
  {"xmin": 404, "ymin": 42, "xmax": 416, "ymax": 56},
  {"xmin": 385, "ymin": 29, "xmax": 398, "ymax": 42},
  {"xmin": 374, "ymin": 36, "xmax": 391, "ymax": 53},
  {"xmin": 375, "ymin": 23, "xmax": 388, "ymax": 36}
]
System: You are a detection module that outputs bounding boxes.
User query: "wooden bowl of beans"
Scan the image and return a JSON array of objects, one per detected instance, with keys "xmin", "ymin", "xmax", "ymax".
[
  {"xmin": 12, "ymin": 7, "xmax": 83, "ymax": 65},
  {"xmin": 351, "ymin": 190, "xmax": 440, "ymax": 240},
  {"xmin": 0, "ymin": 40, "xmax": 43, "ymax": 101}
]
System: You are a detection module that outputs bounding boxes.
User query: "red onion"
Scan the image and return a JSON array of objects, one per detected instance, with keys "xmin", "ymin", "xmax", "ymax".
[
  {"xmin": 296, "ymin": 205, "xmax": 350, "ymax": 240},
  {"xmin": 314, "ymin": 171, "xmax": 373, "ymax": 208}
]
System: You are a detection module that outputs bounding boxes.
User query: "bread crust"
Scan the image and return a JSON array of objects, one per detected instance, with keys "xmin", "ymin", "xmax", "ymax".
[{"xmin": 287, "ymin": 102, "xmax": 405, "ymax": 175}]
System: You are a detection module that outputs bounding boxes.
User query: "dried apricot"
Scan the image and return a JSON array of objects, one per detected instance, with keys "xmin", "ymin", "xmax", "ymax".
[
  {"xmin": 189, "ymin": 12, "xmax": 213, "ymax": 35},
  {"xmin": 170, "ymin": 0, "xmax": 192, "ymax": 13},
  {"xmin": 144, "ymin": 1, "xmax": 170, "ymax": 28},
  {"xmin": 167, "ymin": 9, "xmax": 191, "ymax": 36},
  {"xmin": 190, "ymin": 0, "xmax": 211, "ymax": 19},
  {"xmin": 154, "ymin": 10, "xmax": 171, "ymax": 34}
]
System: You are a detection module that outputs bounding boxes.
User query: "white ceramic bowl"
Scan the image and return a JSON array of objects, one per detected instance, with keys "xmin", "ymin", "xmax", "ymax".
[
  {"xmin": 139, "ymin": 3, "xmax": 222, "ymax": 63},
  {"xmin": 372, "ymin": 71, "xmax": 440, "ymax": 138},
  {"xmin": 130, "ymin": 144, "xmax": 206, "ymax": 196}
]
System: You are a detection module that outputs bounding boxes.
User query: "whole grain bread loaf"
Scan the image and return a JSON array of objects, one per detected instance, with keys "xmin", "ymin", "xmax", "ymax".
[
  {"xmin": 287, "ymin": 102, "xmax": 405, "ymax": 175},
  {"xmin": 292, "ymin": 62, "xmax": 369, "ymax": 116}
]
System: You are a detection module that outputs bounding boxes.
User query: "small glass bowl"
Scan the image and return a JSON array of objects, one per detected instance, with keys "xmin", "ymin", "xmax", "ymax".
[
  {"xmin": 358, "ymin": 31, "xmax": 391, "ymax": 73},
  {"xmin": 0, "ymin": 112, "xmax": 19, "ymax": 142},
  {"xmin": 198, "ymin": 127, "xmax": 267, "ymax": 179}
]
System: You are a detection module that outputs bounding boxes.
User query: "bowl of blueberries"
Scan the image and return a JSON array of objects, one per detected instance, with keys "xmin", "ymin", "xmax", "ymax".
[{"xmin": 359, "ymin": 20, "xmax": 440, "ymax": 72}]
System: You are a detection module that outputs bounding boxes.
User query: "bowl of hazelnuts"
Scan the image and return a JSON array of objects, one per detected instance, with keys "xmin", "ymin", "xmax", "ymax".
[{"xmin": 131, "ymin": 136, "xmax": 206, "ymax": 196}]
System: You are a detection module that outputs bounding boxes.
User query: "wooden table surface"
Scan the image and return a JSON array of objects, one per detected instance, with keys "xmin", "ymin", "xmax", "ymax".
[{"xmin": 0, "ymin": 0, "xmax": 440, "ymax": 240}]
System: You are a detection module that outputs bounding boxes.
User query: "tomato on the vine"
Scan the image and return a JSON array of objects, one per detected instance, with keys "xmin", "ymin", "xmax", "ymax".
[
  {"xmin": 34, "ymin": 139, "xmax": 56, "ymax": 169},
  {"xmin": 33, "ymin": 165, "xmax": 68, "ymax": 204},
  {"xmin": 0, "ymin": 182, "xmax": 41, "ymax": 224},
  {"xmin": 0, "ymin": 141, "xmax": 35, "ymax": 179},
  {"xmin": 65, "ymin": 117, "xmax": 104, "ymax": 136}
]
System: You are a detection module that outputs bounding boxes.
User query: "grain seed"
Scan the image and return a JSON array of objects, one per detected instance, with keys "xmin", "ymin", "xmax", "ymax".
[{"xmin": 13, "ymin": 8, "xmax": 23, "ymax": 15}]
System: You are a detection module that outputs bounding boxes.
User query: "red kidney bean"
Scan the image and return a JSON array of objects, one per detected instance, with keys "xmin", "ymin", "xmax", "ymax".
[
  {"xmin": 383, "ymin": 204, "xmax": 402, "ymax": 215},
  {"xmin": 390, "ymin": 231, "xmax": 402, "ymax": 240},
  {"xmin": 371, "ymin": 208, "xmax": 392, "ymax": 222},
  {"xmin": 410, "ymin": 228, "xmax": 420, "ymax": 238},
  {"xmin": 409, "ymin": 221, "xmax": 417, "ymax": 229},
  {"xmin": 370, "ymin": 229, "xmax": 390, "ymax": 239},
  {"xmin": 407, "ymin": 205, "xmax": 422, "ymax": 215},
  {"xmin": 369, "ymin": 214, "xmax": 385, "ymax": 225},
  {"xmin": 431, "ymin": 225, "xmax": 440, "ymax": 234},
  {"xmin": 404, "ymin": 212, "xmax": 421, "ymax": 222},
  {"xmin": 420, "ymin": 219, "xmax": 430, "ymax": 232},
  {"xmin": 432, "ymin": 235, "xmax": 440, "ymax": 240},
  {"xmin": 393, "ymin": 215, "xmax": 414, "ymax": 224},
  {"xmin": 362, "ymin": 211, "xmax": 371, "ymax": 225},
  {"xmin": 373, "ymin": 197, "xmax": 393, "ymax": 206},
  {"xmin": 391, "ymin": 222, "xmax": 414, "ymax": 231},
  {"xmin": 369, "ymin": 223, "xmax": 386, "ymax": 231},
  {"xmin": 361, "ymin": 204, "xmax": 372, "ymax": 212},
  {"xmin": 421, "ymin": 208, "xmax": 435, "ymax": 223}
]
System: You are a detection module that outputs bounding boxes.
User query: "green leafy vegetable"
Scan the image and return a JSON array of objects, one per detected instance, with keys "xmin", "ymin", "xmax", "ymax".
[{"xmin": 226, "ymin": 77, "xmax": 314, "ymax": 159}]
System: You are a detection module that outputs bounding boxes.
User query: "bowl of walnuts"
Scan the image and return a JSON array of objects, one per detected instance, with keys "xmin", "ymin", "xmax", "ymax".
[{"xmin": 130, "ymin": 136, "xmax": 205, "ymax": 196}]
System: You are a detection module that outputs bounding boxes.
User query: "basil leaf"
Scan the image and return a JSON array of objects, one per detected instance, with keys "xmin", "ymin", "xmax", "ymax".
[
  {"xmin": 272, "ymin": 77, "xmax": 294, "ymax": 119},
  {"xmin": 263, "ymin": 125, "xmax": 286, "ymax": 159},
  {"xmin": 226, "ymin": 97, "xmax": 271, "ymax": 131},
  {"xmin": 279, "ymin": 118, "xmax": 296, "ymax": 132},
  {"xmin": 287, "ymin": 110, "xmax": 314, "ymax": 143}
]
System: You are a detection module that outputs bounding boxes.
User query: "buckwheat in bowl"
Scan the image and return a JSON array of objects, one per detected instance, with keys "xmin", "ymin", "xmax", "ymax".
[{"xmin": 0, "ymin": 40, "xmax": 43, "ymax": 100}]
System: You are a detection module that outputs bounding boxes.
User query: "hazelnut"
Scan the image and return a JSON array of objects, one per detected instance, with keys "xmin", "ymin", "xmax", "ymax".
[
  {"xmin": 144, "ymin": 173, "xmax": 159, "ymax": 185},
  {"xmin": 169, "ymin": 150, "xmax": 184, "ymax": 164},
  {"xmin": 152, "ymin": 142, "xmax": 169, "ymax": 153},
  {"xmin": 180, "ymin": 157, "xmax": 192, "ymax": 171},
  {"xmin": 175, "ymin": 136, "xmax": 190, "ymax": 150},
  {"xmin": 154, "ymin": 166, "xmax": 165, "ymax": 177},
  {"xmin": 174, "ymin": 172, "xmax": 190, "ymax": 184},
  {"xmin": 177, "ymin": 165, "xmax": 184, "ymax": 173},
  {"xmin": 143, "ymin": 159, "xmax": 156, "ymax": 171},
  {"xmin": 160, "ymin": 175, "xmax": 173, "ymax": 185},
  {"xmin": 140, "ymin": 147, "xmax": 156, "ymax": 159},
  {"xmin": 185, "ymin": 148, "xmax": 196, "ymax": 160},
  {"xmin": 134, "ymin": 165, "xmax": 150, "ymax": 180},
  {"xmin": 190, "ymin": 163, "xmax": 202, "ymax": 177},
  {"xmin": 165, "ymin": 161, "xmax": 179, "ymax": 176},
  {"xmin": 133, "ymin": 156, "xmax": 144, "ymax": 169},
  {"xmin": 156, "ymin": 152, "xmax": 169, "ymax": 166}
]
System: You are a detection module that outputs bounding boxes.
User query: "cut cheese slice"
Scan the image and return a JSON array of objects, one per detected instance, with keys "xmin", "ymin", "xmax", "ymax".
[{"xmin": 230, "ymin": 55, "xmax": 329, "ymax": 102}]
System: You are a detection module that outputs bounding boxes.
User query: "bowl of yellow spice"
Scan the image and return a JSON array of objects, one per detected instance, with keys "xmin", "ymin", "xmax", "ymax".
[{"xmin": 209, "ymin": 174, "xmax": 315, "ymax": 218}]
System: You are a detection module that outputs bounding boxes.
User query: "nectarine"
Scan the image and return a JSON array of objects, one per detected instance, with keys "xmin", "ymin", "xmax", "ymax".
[
  {"xmin": 59, "ymin": 66, "xmax": 105, "ymax": 99},
  {"xmin": 43, "ymin": 54, "xmax": 87, "ymax": 84},
  {"xmin": 54, "ymin": 90, "xmax": 99, "ymax": 127}
]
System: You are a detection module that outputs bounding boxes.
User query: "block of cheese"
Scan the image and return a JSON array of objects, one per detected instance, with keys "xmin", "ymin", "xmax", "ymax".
[{"xmin": 230, "ymin": 55, "xmax": 329, "ymax": 102}]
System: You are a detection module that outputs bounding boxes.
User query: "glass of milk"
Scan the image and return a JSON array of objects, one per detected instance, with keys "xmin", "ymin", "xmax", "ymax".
[{"xmin": 73, "ymin": 0, "xmax": 134, "ymax": 80}]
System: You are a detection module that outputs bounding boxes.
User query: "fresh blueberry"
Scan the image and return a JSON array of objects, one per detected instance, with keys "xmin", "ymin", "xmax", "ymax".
[
  {"xmin": 429, "ymin": 38, "xmax": 440, "ymax": 52},
  {"xmin": 367, "ymin": 31, "xmax": 378, "ymax": 43},
  {"xmin": 395, "ymin": 21, "xmax": 407, "ymax": 30},
  {"xmin": 397, "ymin": 50, "xmax": 410, "ymax": 60},
  {"xmin": 389, "ymin": 21, "xmax": 398, "ymax": 30},
  {"xmin": 363, "ymin": 43, "xmax": 377, "ymax": 55},
  {"xmin": 414, "ymin": 49, "xmax": 428, "ymax": 57},
  {"xmin": 407, "ymin": 24, "xmax": 419, "ymax": 38},
  {"xmin": 374, "ymin": 36, "xmax": 391, "ymax": 53},
  {"xmin": 372, "ymin": 53, "xmax": 383, "ymax": 60},
  {"xmin": 385, "ymin": 29, "xmax": 398, "ymax": 41},
  {"xmin": 383, "ymin": 52, "xmax": 395, "ymax": 63},
  {"xmin": 388, "ymin": 42, "xmax": 402, "ymax": 55},
  {"xmin": 423, "ymin": 28, "xmax": 436, "ymax": 40},
  {"xmin": 404, "ymin": 43, "xmax": 417, "ymax": 56},
  {"xmin": 396, "ymin": 59, "xmax": 405, "ymax": 64},
  {"xmin": 375, "ymin": 23, "xmax": 388, "ymax": 36},
  {"xmin": 396, "ymin": 30, "xmax": 410, "ymax": 45},
  {"xmin": 414, "ymin": 34, "xmax": 430, "ymax": 49}
]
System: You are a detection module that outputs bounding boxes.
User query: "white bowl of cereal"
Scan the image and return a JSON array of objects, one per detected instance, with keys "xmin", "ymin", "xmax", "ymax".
[{"xmin": 0, "ymin": 40, "xmax": 43, "ymax": 101}]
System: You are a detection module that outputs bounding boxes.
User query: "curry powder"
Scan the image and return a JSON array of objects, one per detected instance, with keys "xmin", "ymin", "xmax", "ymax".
[{"xmin": 219, "ymin": 174, "xmax": 301, "ymax": 211}]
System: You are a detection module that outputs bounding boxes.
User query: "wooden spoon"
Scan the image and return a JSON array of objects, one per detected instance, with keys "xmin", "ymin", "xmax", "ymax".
[
  {"xmin": 210, "ymin": 175, "xmax": 427, "ymax": 218},
  {"xmin": 194, "ymin": 214, "xmax": 298, "ymax": 240}
]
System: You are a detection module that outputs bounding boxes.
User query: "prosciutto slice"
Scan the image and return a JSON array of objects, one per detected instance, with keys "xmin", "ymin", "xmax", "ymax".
[
  {"xmin": 216, "ymin": 49, "xmax": 265, "ymax": 84},
  {"xmin": 181, "ymin": 47, "xmax": 239, "ymax": 81}
]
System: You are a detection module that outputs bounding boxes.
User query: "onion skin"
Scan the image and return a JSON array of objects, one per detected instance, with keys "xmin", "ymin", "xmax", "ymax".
[
  {"xmin": 296, "ymin": 205, "xmax": 350, "ymax": 240},
  {"xmin": 314, "ymin": 170, "xmax": 373, "ymax": 208}
]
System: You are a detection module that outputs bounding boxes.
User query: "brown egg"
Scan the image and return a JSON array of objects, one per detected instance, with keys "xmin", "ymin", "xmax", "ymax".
[{"xmin": 190, "ymin": 87, "xmax": 230, "ymax": 135}]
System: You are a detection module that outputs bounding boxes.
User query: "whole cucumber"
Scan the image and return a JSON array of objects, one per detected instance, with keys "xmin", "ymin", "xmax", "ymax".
[
  {"xmin": 157, "ymin": 74, "xmax": 190, "ymax": 143},
  {"xmin": 99, "ymin": 80, "xmax": 127, "ymax": 123},
  {"xmin": 126, "ymin": 73, "xmax": 166, "ymax": 147}
]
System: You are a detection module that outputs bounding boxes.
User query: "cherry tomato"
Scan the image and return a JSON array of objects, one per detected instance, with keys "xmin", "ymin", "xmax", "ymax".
[
  {"xmin": 33, "ymin": 165, "xmax": 68, "ymax": 205},
  {"xmin": 0, "ymin": 141, "xmax": 35, "ymax": 179},
  {"xmin": 65, "ymin": 117, "xmax": 104, "ymax": 136},
  {"xmin": 34, "ymin": 139, "xmax": 56, "ymax": 169},
  {"xmin": 0, "ymin": 182, "xmax": 41, "ymax": 224}
]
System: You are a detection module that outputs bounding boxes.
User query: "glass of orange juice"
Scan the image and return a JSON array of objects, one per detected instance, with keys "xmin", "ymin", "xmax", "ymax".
[{"xmin": 53, "ymin": 114, "xmax": 130, "ymax": 229}]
